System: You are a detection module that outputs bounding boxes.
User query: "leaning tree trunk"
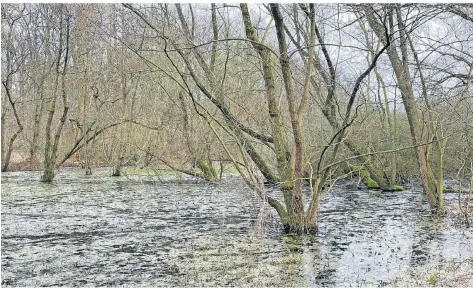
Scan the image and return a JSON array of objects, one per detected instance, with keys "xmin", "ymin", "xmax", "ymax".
[
  {"xmin": 357, "ymin": 13, "xmax": 400, "ymax": 190},
  {"xmin": 1, "ymin": 14, "xmax": 25, "ymax": 172},
  {"xmin": 172, "ymin": 3, "xmax": 280, "ymax": 185},
  {"xmin": 2, "ymin": 78, "xmax": 24, "ymax": 172},
  {"xmin": 178, "ymin": 82, "xmax": 218, "ymax": 182},
  {"xmin": 364, "ymin": 5, "xmax": 444, "ymax": 214}
]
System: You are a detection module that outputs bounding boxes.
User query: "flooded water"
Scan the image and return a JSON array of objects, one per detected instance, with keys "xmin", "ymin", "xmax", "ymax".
[{"xmin": 2, "ymin": 168, "xmax": 472, "ymax": 287}]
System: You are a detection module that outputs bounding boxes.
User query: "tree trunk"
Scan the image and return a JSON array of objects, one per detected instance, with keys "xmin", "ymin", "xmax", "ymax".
[
  {"xmin": 172, "ymin": 3, "xmax": 278, "ymax": 184},
  {"xmin": 177, "ymin": 74, "xmax": 218, "ymax": 183},
  {"xmin": 364, "ymin": 5, "xmax": 444, "ymax": 213},
  {"xmin": 82, "ymin": 51, "xmax": 92, "ymax": 175},
  {"xmin": 29, "ymin": 85, "xmax": 45, "ymax": 166},
  {"xmin": 112, "ymin": 166, "xmax": 121, "ymax": 177},
  {"xmin": 1, "ymin": 14, "xmax": 25, "ymax": 172},
  {"xmin": 42, "ymin": 7, "xmax": 71, "ymax": 182},
  {"xmin": 357, "ymin": 12, "xmax": 399, "ymax": 190},
  {"xmin": 2, "ymin": 85, "xmax": 24, "ymax": 172},
  {"xmin": 285, "ymin": 9, "xmax": 393, "ymax": 191},
  {"xmin": 1, "ymin": 92, "xmax": 7, "ymax": 165},
  {"xmin": 241, "ymin": 3, "xmax": 295, "ymax": 218}
]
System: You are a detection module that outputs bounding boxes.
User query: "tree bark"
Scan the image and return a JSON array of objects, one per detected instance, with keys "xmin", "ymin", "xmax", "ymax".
[
  {"xmin": 241, "ymin": 3, "xmax": 295, "ymax": 220},
  {"xmin": 364, "ymin": 5, "xmax": 444, "ymax": 213},
  {"xmin": 42, "ymin": 6, "xmax": 71, "ymax": 182},
  {"xmin": 1, "ymin": 9, "xmax": 25, "ymax": 172},
  {"xmin": 2, "ymin": 78, "xmax": 24, "ymax": 172},
  {"xmin": 286, "ymin": 7, "xmax": 393, "ymax": 191}
]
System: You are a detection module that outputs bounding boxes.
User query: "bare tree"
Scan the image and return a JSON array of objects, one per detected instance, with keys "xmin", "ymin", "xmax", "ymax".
[
  {"xmin": 1, "ymin": 5, "xmax": 27, "ymax": 171},
  {"xmin": 41, "ymin": 4, "xmax": 71, "ymax": 182},
  {"xmin": 123, "ymin": 3, "xmax": 389, "ymax": 232}
]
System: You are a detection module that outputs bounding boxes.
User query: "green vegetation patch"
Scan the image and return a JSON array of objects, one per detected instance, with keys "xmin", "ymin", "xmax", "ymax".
[
  {"xmin": 351, "ymin": 165, "xmax": 404, "ymax": 191},
  {"xmin": 351, "ymin": 165, "xmax": 380, "ymax": 189},
  {"xmin": 125, "ymin": 168, "xmax": 175, "ymax": 175},
  {"xmin": 393, "ymin": 185, "xmax": 404, "ymax": 191}
]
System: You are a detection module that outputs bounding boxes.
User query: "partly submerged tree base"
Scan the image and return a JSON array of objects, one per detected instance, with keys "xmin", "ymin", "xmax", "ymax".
[
  {"xmin": 283, "ymin": 224, "xmax": 317, "ymax": 234},
  {"xmin": 84, "ymin": 165, "xmax": 92, "ymax": 175},
  {"xmin": 281, "ymin": 216, "xmax": 318, "ymax": 234},
  {"xmin": 112, "ymin": 167, "xmax": 121, "ymax": 177},
  {"xmin": 41, "ymin": 169, "xmax": 54, "ymax": 182},
  {"xmin": 351, "ymin": 165, "xmax": 404, "ymax": 191},
  {"xmin": 197, "ymin": 160, "xmax": 219, "ymax": 183}
]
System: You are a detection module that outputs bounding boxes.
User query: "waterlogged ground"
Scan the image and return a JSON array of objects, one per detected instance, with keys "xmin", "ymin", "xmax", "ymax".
[{"xmin": 1, "ymin": 168, "xmax": 472, "ymax": 287}]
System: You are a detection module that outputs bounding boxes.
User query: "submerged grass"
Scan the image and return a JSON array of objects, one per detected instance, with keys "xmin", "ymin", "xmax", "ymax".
[
  {"xmin": 392, "ymin": 254, "xmax": 473, "ymax": 287},
  {"xmin": 166, "ymin": 235, "xmax": 306, "ymax": 286},
  {"xmin": 165, "ymin": 233, "xmax": 473, "ymax": 287}
]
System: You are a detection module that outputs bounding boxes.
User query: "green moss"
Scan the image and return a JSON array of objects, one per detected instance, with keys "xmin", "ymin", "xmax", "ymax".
[
  {"xmin": 352, "ymin": 165, "xmax": 379, "ymax": 189},
  {"xmin": 198, "ymin": 160, "xmax": 218, "ymax": 182},
  {"xmin": 126, "ymin": 168, "xmax": 174, "ymax": 175},
  {"xmin": 393, "ymin": 185, "xmax": 404, "ymax": 191},
  {"xmin": 126, "ymin": 168, "xmax": 153, "ymax": 174},
  {"xmin": 351, "ymin": 165, "xmax": 404, "ymax": 191}
]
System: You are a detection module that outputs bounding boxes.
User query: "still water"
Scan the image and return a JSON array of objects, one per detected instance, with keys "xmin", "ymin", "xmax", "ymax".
[{"xmin": 1, "ymin": 168, "xmax": 472, "ymax": 286}]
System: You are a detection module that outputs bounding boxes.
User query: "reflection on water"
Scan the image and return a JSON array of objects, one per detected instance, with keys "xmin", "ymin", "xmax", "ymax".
[{"xmin": 1, "ymin": 168, "xmax": 472, "ymax": 286}]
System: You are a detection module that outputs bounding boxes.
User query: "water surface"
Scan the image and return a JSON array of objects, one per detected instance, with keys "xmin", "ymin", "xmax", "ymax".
[{"xmin": 2, "ymin": 169, "xmax": 472, "ymax": 286}]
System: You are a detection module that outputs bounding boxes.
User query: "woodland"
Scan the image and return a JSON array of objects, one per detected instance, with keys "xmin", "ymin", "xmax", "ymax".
[{"xmin": 2, "ymin": 3, "xmax": 473, "ymax": 233}]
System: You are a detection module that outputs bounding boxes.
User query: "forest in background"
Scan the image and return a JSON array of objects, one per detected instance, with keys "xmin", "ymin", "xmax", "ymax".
[{"xmin": 2, "ymin": 3, "xmax": 472, "ymax": 232}]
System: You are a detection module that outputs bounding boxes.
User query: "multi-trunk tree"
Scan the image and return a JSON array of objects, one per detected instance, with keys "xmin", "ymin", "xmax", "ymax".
[
  {"xmin": 41, "ymin": 4, "xmax": 71, "ymax": 182},
  {"xmin": 124, "ymin": 3, "xmax": 390, "ymax": 232}
]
